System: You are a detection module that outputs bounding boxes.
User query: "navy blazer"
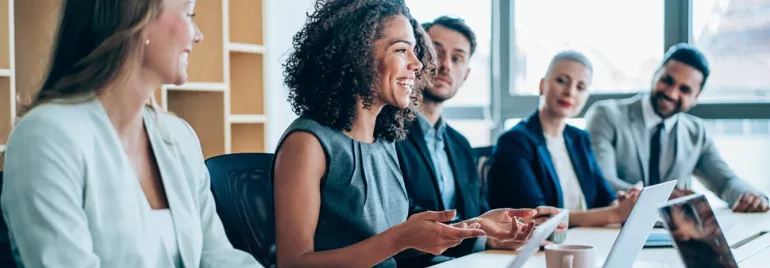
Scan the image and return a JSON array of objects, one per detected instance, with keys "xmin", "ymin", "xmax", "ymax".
[
  {"xmin": 396, "ymin": 122, "xmax": 489, "ymax": 219},
  {"xmin": 395, "ymin": 120, "xmax": 489, "ymax": 265},
  {"xmin": 488, "ymin": 111, "xmax": 616, "ymax": 210}
]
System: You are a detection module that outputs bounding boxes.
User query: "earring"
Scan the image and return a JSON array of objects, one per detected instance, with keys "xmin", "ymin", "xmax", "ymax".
[{"xmin": 145, "ymin": 39, "xmax": 150, "ymax": 46}]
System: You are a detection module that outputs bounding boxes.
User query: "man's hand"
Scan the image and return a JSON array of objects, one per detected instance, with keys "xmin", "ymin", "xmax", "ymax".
[
  {"xmin": 526, "ymin": 206, "xmax": 567, "ymax": 233},
  {"xmin": 732, "ymin": 193, "xmax": 769, "ymax": 213}
]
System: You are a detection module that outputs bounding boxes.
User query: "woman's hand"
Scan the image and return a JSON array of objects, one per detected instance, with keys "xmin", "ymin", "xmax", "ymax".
[
  {"xmin": 393, "ymin": 210, "xmax": 487, "ymax": 255},
  {"xmin": 467, "ymin": 208, "xmax": 537, "ymax": 242}
]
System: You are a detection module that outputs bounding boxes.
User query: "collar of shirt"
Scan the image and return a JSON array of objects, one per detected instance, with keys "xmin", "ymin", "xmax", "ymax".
[
  {"xmin": 416, "ymin": 112, "xmax": 447, "ymax": 140},
  {"xmin": 642, "ymin": 94, "xmax": 678, "ymax": 134}
]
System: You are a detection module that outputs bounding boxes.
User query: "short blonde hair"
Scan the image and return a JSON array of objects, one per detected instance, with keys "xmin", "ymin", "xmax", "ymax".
[{"xmin": 545, "ymin": 50, "xmax": 593, "ymax": 76}]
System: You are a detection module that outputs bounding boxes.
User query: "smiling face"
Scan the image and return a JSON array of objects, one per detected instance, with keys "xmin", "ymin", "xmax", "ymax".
[
  {"xmin": 143, "ymin": 0, "xmax": 203, "ymax": 86},
  {"xmin": 650, "ymin": 60, "xmax": 704, "ymax": 119},
  {"xmin": 372, "ymin": 15, "xmax": 423, "ymax": 109},
  {"xmin": 423, "ymin": 24, "xmax": 471, "ymax": 102},
  {"xmin": 540, "ymin": 60, "xmax": 592, "ymax": 119}
]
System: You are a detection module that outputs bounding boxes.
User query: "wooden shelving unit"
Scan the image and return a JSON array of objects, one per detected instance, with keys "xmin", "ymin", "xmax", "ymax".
[
  {"xmin": 0, "ymin": 0, "xmax": 269, "ymax": 164},
  {"xmin": 226, "ymin": 0, "xmax": 267, "ymax": 153}
]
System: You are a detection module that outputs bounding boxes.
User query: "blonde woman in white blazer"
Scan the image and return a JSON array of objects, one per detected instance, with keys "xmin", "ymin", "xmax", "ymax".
[{"xmin": 0, "ymin": 0, "xmax": 261, "ymax": 267}]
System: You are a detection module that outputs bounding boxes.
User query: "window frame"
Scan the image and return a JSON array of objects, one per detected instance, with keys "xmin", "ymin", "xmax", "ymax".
[{"xmin": 440, "ymin": 0, "xmax": 770, "ymax": 142}]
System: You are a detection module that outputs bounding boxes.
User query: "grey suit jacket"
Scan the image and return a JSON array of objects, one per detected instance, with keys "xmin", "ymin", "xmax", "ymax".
[{"xmin": 584, "ymin": 95, "xmax": 766, "ymax": 206}]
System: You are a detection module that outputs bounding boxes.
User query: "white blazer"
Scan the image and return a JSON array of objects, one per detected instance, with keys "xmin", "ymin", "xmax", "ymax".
[{"xmin": 1, "ymin": 100, "xmax": 262, "ymax": 268}]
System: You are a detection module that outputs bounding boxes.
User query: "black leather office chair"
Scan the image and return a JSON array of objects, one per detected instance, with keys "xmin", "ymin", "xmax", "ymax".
[
  {"xmin": 472, "ymin": 146, "xmax": 494, "ymax": 187},
  {"xmin": 205, "ymin": 153, "xmax": 276, "ymax": 268},
  {"xmin": 0, "ymin": 171, "xmax": 17, "ymax": 267}
]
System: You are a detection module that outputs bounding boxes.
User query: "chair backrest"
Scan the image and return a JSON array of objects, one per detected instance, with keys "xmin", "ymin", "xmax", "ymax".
[
  {"xmin": 205, "ymin": 153, "xmax": 275, "ymax": 267},
  {"xmin": 0, "ymin": 172, "xmax": 17, "ymax": 267},
  {"xmin": 472, "ymin": 146, "xmax": 494, "ymax": 187}
]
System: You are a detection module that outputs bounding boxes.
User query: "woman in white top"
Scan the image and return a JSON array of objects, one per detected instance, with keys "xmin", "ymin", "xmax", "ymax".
[
  {"xmin": 488, "ymin": 51, "xmax": 642, "ymax": 227},
  {"xmin": 1, "ymin": 0, "xmax": 260, "ymax": 267}
]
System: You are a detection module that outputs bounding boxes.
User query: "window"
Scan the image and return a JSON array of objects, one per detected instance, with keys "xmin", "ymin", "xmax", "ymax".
[
  {"xmin": 701, "ymin": 119, "xmax": 770, "ymax": 194},
  {"xmin": 692, "ymin": 0, "xmax": 770, "ymax": 101},
  {"xmin": 406, "ymin": 0, "xmax": 493, "ymax": 146},
  {"xmin": 510, "ymin": 0, "xmax": 664, "ymax": 95},
  {"xmin": 406, "ymin": 0, "xmax": 492, "ymax": 107}
]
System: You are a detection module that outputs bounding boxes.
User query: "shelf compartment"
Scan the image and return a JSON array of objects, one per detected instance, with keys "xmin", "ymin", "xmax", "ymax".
[
  {"xmin": 14, "ymin": 0, "xmax": 58, "ymax": 109},
  {"xmin": 186, "ymin": 0, "xmax": 224, "ymax": 83},
  {"xmin": 0, "ymin": 0, "xmax": 10, "ymax": 69},
  {"xmin": 167, "ymin": 91, "xmax": 226, "ymax": 159},
  {"xmin": 229, "ymin": 51, "xmax": 263, "ymax": 115},
  {"xmin": 231, "ymin": 123, "xmax": 264, "ymax": 153},
  {"xmin": 228, "ymin": 0, "xmax": 263, "ymax": 45}
]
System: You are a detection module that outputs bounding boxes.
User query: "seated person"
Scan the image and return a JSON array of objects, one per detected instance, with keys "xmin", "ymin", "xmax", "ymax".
[
  {"xmin": 488, "ymin": 51, "xmax": 640, "ymax": 227},
  {"xmin": 396, "ymin": 16, "xmax": 563, "ymax": 266},
  {"xmin": 584, "ymin": 43, "xmax": 769, "ymax": 213},
  {"xmin": 1, "ymin": 0, "xmax": 261, "ymax": 267},
  {"xmin": 270, "ymin": 1, "xmax": 532, "ymax": 267}
]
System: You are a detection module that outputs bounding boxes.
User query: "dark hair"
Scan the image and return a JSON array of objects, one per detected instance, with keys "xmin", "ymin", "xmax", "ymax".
[
  {"xmin": 422, "ymin": 16, "xmax": 477, "ymax": 56},
  {"xmin": 22, "ymin": 0, "xmax": 162, "ymax": 116},
  {"xmin": 660, "ymin": 43, "xmax": 710, "ymax": 89},
  {"xmin": 283, "ymin": 0, "xmax": 437, "ymax": 142}
]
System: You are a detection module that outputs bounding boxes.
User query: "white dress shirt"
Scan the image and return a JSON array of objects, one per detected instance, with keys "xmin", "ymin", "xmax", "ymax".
[
  {"xmin": 544, "ymin": 132, "xmax": 587, "ymax": 210},
  {"xmin": 641, "ymin": 97, "xmax": 678, "ymax": 181},
  {"xmin": 151, "ymin": 209, "xmax": 183, "ymax": 268}
]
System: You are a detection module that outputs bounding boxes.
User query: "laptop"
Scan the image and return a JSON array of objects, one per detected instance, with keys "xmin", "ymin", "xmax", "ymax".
[
  {"xmin": 658, "ymin": 193, "xmax": 760, "ymax": 268},
  {"xmin": 600, "ymin": 180, "xmax": 677, "ymax": 268},
  {"xmin": 506, "ymin": 209, "xmax": 569, "ymax": 268},
  {"xmin": 507, "ymin": 181, "xmax": 676, "ymax": 268}
]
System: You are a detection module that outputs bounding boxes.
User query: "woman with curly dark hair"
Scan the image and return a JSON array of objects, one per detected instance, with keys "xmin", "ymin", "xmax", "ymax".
[{"xmin": 271, "ymin": 0, "xmax": 488, "ymax": 267}]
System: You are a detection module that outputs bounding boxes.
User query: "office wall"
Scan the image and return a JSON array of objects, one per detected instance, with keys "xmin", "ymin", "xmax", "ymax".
[{"xmin": 264, "ymin": 0, "xmax": 315, "ymax": 152}]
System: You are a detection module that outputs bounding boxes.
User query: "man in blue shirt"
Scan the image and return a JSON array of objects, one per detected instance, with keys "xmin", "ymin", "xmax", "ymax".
[{"xmin": 395, "ymin": 16, "xmax": 561, "ymax": 267}]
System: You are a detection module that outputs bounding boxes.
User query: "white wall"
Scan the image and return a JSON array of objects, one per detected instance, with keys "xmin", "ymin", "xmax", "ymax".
[{"xmin": 264, "ymin": 0, "xmax": 316, "ymax": 152}]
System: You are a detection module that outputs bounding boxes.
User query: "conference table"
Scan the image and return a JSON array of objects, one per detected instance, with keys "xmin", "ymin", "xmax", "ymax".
[{"xmin": 432, "ymin": 206, "xmax": 770, "ymax": 268}]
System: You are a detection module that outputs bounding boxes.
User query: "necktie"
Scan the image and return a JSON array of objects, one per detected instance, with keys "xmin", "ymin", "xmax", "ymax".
[{"xmin": 649, "ymin": 122, "xmax": 664, "ymax": 185}]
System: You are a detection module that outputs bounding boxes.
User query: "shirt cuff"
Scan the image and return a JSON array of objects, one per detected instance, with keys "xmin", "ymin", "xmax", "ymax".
[{"xmin": 473, "ymin": 236, "xmax": 488, "ymax": 252}]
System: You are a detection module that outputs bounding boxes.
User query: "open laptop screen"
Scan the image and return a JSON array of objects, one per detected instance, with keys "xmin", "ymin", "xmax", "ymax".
[{"xmin": 659, "ymin": 194, "xmax": 738, "ymax": 268}]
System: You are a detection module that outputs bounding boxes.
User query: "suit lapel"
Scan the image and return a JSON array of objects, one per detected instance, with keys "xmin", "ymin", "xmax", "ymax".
[
  {"xmin": 143, "ymin": 111, "xmax": 194, "ymax": 267},
  {"xmin": 527, "ymin": 113, "xmax": 564, "ymax": 207},
  {"xmin": 407, "ymin": 122, "xmax": 444, "ymax": 208},
  {"xmin": 629, "ymin": 98, "xmax": 650, "ymax": 185}
]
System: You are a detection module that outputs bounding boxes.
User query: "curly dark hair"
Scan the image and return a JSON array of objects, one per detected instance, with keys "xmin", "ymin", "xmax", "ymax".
[{"xmin": 283, "ymin": 0, "xmax": 437, "ymax": 142}]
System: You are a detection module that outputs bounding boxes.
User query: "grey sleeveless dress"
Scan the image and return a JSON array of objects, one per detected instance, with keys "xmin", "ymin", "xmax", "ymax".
[{"xmin": 273, "ymin": 117, "xmax": 409, "ymax": 268}]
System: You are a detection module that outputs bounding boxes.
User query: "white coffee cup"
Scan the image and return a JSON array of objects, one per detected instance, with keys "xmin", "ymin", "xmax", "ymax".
[{"xmin": 544, "ymin": 244, "xmax": 596, "ymax": 268}]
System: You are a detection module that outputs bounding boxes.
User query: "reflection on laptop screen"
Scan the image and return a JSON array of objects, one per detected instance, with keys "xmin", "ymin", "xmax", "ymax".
[{"xmin": 659, "ymin": 194, "xmax": 738, "ymax": 268}]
